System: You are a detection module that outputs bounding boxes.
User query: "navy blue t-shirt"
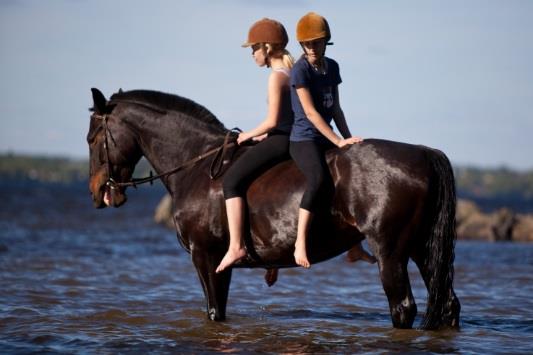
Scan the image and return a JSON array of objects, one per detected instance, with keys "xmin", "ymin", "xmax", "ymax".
[{"xmin": 289, "ymin": 56, "xmax": 342, "ymax": 142}]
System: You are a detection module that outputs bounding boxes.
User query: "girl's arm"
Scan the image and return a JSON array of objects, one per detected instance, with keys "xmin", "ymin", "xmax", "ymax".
[
  {"xmin": 296, "ymin": 86, "xmax": 362, "ymax": 147},
  {"xmin": 238, "ymin": 71, "xmax": 286, "ymax": 144},
  {"xmin": 332, "ymin": 86, "xmax": 363, "ymax": 142}
]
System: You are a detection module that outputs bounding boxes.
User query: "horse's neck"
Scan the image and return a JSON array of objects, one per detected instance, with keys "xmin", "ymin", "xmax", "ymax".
[{"xmin": 127, "ymin": 112, "xmax": 226, "ymax": 185}]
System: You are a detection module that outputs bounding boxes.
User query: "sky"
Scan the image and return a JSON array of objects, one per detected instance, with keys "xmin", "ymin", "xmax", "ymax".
[{"xmin": 1, "ymin": 0, "xmax": 532, "ymax": 170}]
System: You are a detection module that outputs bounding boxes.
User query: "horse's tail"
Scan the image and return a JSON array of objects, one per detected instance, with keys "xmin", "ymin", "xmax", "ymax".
[{"xmin": 420, "ymin": 148, "xmax": 460, "ymax": 330}]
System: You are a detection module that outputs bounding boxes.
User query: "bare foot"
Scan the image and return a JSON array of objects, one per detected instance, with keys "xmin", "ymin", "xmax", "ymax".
[
  {"xmin": 216, "ymin": 247, "xmax": 246, "ymax": 273},
  {"xmin": 294, "ymin": 243, "xmax": 311, "ymax": 268},
  {"xmin": 347, "ymin": 244, "xmax": 377, "ymax": 264}
]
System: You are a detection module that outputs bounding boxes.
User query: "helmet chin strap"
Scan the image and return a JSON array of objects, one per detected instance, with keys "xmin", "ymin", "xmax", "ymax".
[{"xmin": 261, "ymin": 44, "xmax": 271, "ymax": 68}]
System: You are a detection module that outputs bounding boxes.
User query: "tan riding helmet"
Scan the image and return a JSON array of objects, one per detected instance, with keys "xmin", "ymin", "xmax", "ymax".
[
  {"xmin": 296, "ymin": 12, "xmax": 332, "ymax": 44},
  {"xmin": 242, "ymin": 18, "xmax": 289, "ymax": 48}
]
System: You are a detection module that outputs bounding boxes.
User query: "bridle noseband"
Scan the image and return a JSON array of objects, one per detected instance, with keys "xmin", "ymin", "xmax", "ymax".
[
  {"xmin": 94, "ymin": 113, "xmax": 121, "ymax": 191},
  {"xmin": 91, "ymin": 112, "xmax": 238, "ymax": 190}
]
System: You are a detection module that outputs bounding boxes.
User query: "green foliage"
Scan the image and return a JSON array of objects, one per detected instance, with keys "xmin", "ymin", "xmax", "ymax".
[
  {"xmin": 454, "ymin": 166, "xmax": 533, "ymax": 199},
  {"xmin": 0, "ymin": 153, "xmax": 87, "ymax": 183}
]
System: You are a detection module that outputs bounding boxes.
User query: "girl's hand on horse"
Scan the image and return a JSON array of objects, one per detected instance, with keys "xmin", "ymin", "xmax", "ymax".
[
  {"xmin": 237, "ymin": 132, "xmax": 252, "ymax": 145},
  {"xmin": 337, "ymin": 136, "xmax": 363, "ymax": 148},
  {"xmin": 252, "ymin": 133, "xmax": 268, "ymax": 142}
]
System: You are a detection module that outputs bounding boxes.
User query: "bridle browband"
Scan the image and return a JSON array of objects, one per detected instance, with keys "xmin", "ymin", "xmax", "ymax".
[{"xmin": 91, "ymin": 112, "xmax": 239, "ymax": 190}]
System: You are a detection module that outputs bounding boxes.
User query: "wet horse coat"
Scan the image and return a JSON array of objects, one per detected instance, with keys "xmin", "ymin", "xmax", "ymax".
[{"xmin": 87, "ymin": 88, "xmax": 460, "ymax": 329}]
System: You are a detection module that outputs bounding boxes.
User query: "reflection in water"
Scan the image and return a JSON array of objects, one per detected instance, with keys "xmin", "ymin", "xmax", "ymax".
[{"xmin": 1, "ymin": 182, "xmax": 532, "ymax": 353}]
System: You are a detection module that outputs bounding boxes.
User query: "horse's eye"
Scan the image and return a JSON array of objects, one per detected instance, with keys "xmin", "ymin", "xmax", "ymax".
[{"xmin": 87, "ymin": 125, "xmax": 102, "ymax": 145}]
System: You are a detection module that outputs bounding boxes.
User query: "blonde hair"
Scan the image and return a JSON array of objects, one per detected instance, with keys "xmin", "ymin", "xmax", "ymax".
[{"xmin": 263, "ymin": 43, "xmax": 295, "ymax": 69}]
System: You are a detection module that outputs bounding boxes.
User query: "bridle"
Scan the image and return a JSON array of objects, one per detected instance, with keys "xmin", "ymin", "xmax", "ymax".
[{"xmin": 91, "ymin": 112, "xmax": 238, "ymax": 190}]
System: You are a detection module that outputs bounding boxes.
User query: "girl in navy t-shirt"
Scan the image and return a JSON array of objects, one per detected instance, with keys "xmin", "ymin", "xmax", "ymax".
[{"xmin": 290, "ymin": 12, "xmax": 363, "ymax": 268}]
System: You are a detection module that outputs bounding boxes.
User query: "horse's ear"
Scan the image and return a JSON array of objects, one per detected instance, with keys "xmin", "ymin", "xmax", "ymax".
[{"xmin": 91, "ymin": 88, "xmax": 107, "ymax": 114}]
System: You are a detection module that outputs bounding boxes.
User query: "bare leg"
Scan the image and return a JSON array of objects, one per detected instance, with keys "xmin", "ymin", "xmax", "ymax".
[
  {"xmin": 216, "ymin": 197, "xmax": 247, "ymax": 273},
  {"xmin": 294, "ymin": 208, "xmax": 312, "ymax": 268}
]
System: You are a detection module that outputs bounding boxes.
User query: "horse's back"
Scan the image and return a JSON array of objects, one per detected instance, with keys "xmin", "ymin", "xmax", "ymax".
[
  {"xmin": 331, "ymin": 139, "xmax": 433, "ymax": 179},
  {"xmin": 242, "ymin": 138, "xmax": 438, "ymax": 266}
]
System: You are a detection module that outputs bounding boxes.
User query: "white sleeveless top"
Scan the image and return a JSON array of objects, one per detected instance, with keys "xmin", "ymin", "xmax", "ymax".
[
  {"xmin": 273, "ymin": 67, "xmax": 290, "ymax": 77},
  {"xmin": 270, "ymin": 67, "xmax": 293, "ymax": 134}
]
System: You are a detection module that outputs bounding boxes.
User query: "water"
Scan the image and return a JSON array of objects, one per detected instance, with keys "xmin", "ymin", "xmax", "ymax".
[{"xmin": 1, "ymin": 182, "xmax": 532, "ymax": 354}]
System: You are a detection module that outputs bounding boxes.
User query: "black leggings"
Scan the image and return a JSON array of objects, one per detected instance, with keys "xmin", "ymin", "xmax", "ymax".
[
  {"xmin": 223, "ymin": 134, "xmax": 290, "ymax": 199},
  {"xmin": 289, "ymin": 140, "xmax": 334, "ymax": 213}
]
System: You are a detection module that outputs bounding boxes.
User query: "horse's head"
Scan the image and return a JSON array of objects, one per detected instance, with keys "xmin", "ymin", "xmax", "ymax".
[{"xmin": 87, "ymin": 88, "xmax": 141, "ymax": 208}]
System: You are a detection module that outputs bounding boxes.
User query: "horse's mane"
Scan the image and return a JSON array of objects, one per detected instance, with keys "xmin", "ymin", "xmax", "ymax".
[{"xmin": 109, "ymin": 89, "xmax": 226, "ymax": 131}]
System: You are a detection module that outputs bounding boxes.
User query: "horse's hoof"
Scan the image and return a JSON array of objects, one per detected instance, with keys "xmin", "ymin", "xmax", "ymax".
[
  {"xmin": 208, "ymin": 308, "xmax": 225, "ymax": 321},
  {"xmin": 208, "ymin": 308, "xmax": 217, "ymax": 321}
]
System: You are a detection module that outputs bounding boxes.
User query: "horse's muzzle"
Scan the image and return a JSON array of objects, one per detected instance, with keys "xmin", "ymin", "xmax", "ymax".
[
  {"xmin": 101, "ymin": 183, "xmax": 127, "ymax": 208},
  {"xmin": 90, "ymin": 176, "xmax": 127, "ymax": 209}
]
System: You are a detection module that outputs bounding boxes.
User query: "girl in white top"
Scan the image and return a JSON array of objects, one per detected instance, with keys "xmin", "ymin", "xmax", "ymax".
[{"xmin": 216, "ymin": 18, "xmax": 295, "ymax": 273}]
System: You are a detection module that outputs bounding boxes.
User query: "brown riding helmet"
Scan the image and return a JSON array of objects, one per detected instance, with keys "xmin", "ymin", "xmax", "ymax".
[
  {"xmin": 241, "ymin": 18, "xmax": 289, "ymax": 48},
  {"xmin": 296, "ymin": 12, "xmax": 332, "ymax": 43}
]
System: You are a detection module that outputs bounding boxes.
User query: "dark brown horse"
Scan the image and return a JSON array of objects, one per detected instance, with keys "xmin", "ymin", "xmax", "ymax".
[{"xmin": 87, "ymin": 88, "xmax": 460, "ymax": 330}]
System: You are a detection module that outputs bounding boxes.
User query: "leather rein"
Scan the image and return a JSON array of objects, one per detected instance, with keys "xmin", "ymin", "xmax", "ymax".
[{"xmin": 91, "ymin": 112, "xmax": 238, "ymax": 190}]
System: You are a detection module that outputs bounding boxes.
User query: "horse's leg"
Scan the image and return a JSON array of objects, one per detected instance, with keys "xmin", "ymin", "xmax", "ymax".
[
  {"xmin": 409, "ymin": 149, "xmax": 460, "ymax": 329},
  {"xmin": 376, "ymin": 254, "xmax": 417, "ymax": 329},
  {"xmin": 369, "ymin": 223, "xmax": 418, "ymax": 328},
  {"xmin": 191, "ymin": 247, "xmax": 232, "ymax": 321},
  {"xmin": 264, "ymin": 268, "xmax": 278, "ymax": 287},
  {"xmin": 411, "ymin": 250, "xmax": 461, "ymax": 329}
]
